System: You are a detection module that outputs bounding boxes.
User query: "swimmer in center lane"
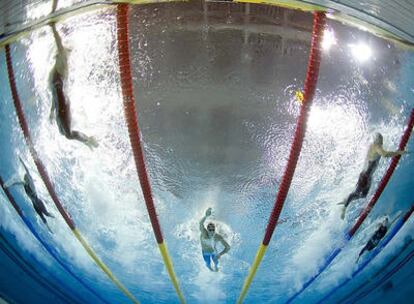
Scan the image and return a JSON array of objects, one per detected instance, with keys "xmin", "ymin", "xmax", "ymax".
[
  {"xmin": 199, "ymin": 208, "xmax": 230, "ymax": 272},
  {"xmin": 49, "ymin": 23, "xmax": 98, "ymax": 149}
]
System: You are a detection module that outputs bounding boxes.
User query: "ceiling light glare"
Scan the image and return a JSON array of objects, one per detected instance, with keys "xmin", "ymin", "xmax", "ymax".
[
  {"xmin": 322, "ymin": 28, "xmax": 336, "ymax": 51},
  {"xmin": 349, "ymin": 42, "xmax": 372, "ymax": 62}
]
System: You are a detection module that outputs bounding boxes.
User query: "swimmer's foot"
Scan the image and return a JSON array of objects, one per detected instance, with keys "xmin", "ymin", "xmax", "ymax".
[
  {"xmin": 84, "ymin": 136, "xmax": 99, "ymax": 150},
  {"xmin": 45, "ymin": 223, "xmax": 54, "ymax": 234},
  {"xmin": 340, "ymin": 206, "xmax": 347, "ymax": 220},
  {"xmin": 45, "ymin": 211, "xmax": 55, "ymax": 219}
]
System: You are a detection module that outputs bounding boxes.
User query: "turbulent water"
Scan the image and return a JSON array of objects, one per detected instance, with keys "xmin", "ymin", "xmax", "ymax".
[{"xmin": 0, "ymin": 2, "xmax": 414, "ymax": 304}]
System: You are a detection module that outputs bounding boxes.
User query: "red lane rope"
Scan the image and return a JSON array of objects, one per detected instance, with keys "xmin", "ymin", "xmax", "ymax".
[
  {"xmin": 263, "ymin": 12, "xmax": 326, "ymax": 246},
  {"xmin": 116, "ymin": 4, "xmax": 163, "ymax": 244},
  {"xmin": 348, "ymin": 108, "xmax": 414, "ymax": 237},
  {"xmin": 5, "ymin": 44, "xmax": 76, "ymax": 230}
]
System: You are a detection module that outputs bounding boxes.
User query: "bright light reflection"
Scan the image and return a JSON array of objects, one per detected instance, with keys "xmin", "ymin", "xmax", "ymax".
[
  {"xmin": 322, "ymin": 28, "xmax": 336, "ymax": 51},
  {"xmin": 349, "ymin": 42, "xmax": 372, "ymax": 62},
  {"xmin": 308, "ymin": 105, "xmax": 363, "ymax": 141}
]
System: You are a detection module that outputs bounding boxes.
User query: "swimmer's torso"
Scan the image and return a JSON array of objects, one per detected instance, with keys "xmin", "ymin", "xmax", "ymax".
[
  {"xmin": 200, "ymin": 234, "xmax": 217, "ymax": 253},
  {"xmin": 362, "ymin": 144, "xmax": 382, "ymax": 176}
]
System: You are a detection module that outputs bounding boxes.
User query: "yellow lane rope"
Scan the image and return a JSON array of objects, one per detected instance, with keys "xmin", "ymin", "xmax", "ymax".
[
  {"xmin": 237, "ymin": 244, "xmax": 267, "ymax": 304},
  {"xmin": 158, "ymin": 243, "xmax": 186, "ymax": 304},
  {"xmin": 72, "ymin": 229, "xmax": 140, "ymax": 304}
]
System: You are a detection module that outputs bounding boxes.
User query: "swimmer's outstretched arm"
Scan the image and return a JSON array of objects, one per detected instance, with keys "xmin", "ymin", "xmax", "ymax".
[
  {"xmin": 19, "ymin": 157, "xmax": 36, "ymax": 190},
  {"xmin": 49, "ymin": 90, "xmax": 56, "ymax": 122},
  {"xmin": 3, "ymin": 174, "xmax": 24, "ymax": 188},
  {"xmin": 50, "ymin": 23, "xmax": 65, "ymax": 54},
  {"xmin": 51, "ymin": 0, "xmax": 58, "ymax": 14},
  {"xmin": 374, "ymin": 144, "xmax": 406, "ymax": 158},
  {"xmin": 199, "ymin": 208, "xmax": 211, "ymax": 234},
  {"xmin": 216, "ymin": 234, "xmax": 230, "ymax": 259}
]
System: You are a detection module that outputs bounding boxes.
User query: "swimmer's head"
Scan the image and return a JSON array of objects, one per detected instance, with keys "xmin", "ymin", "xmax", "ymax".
[
  {"xmin": 383, "ymin": 216, "xmax": 389, "ymax": 226},
  {"xmin": 207, "ymin": 223, "xmax": 215, "ymax": 236},
  {"xmin": 374, "ymin": 133, "xmax": 383, "ymax": 145}
]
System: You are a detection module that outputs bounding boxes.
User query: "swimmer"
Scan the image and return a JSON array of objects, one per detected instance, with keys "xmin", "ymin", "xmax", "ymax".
[
  {"xmin": 339, "ymin": 133, "xmax": 406, "ymax": 219},
  {"xmin": 199, "ymin": 208, "xmax": 230, "ymax": 272},
  {"xmin": 4, "ymin": 157, "xmax": 54, "ymax": 233},
  {"xmin": 49, "ymin": 23, "xmax": 98, "ymax": 149},
  {"xmin": 356, "ymin": 213, "xmax": 401, "ymax": 262}
]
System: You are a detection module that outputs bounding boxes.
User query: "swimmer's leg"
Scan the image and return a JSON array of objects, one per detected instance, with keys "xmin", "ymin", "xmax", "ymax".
[
  {"xmin": 340, "ymin": 191, "xmax": 364, "ymax": 219},
  {"xmin": 44, "ymin": 209, "xmax": 55, "ymax": 219},
  {"xmin": 69, "ymin": 130, "xmax": 98, "ymax": 149},
  {"xmin": 33, "ymin": 198, "xmax": 54, "ymax": 219},
  {"xmin": 357, "ymin": 245, "xmax": 367, "ymax": 262},
  {"xmin": 212, "ymin": 254, "xmax": 219, "ymax": 272},
  {"xmin": 39, "ymin": 213, "xmax": 47, "ymax": 225},
  {"xmin": 344, "ymin": 191, "xmax": 364, "ymax": 208},
  {"xmin": 37, "ymin": 212, "xmax": 53, "ymax": 233},
  {"xmin": 203, "ymin": 253, "xmax": 213, "ymax": 271}
]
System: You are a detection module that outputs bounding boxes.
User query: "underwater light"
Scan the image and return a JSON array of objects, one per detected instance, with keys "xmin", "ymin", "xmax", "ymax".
[
  {"xmin": 349, "ymin": 42, "xmax": 372, "ymax": 62},
  {"xmin": 321, "ymin": 28, "xmax": 336, "ymax": 51}
]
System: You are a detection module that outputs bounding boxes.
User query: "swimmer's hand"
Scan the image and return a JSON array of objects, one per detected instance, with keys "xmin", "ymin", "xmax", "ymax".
[
  {"xmin": 49, "ymin": 111, "xmax": 55, "ymax": 124},
  {"xmin": 85, "ymin": 136, "xmax": 99, "ymax": 150},
  {"xmin": 205, "ymin": 208, "xmax": 212, "ymax": 217}
]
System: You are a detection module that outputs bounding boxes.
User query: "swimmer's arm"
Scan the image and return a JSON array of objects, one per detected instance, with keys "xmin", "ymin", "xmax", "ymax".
[
  {"xmin": 199, "ymin": 215, "xmax": 208, "ymax": 234},
  {"xmin": 374, "ymin": 145, "xmax": 406, "ymax": 158},
  {"xmin": 199, "ymin": 208, "xmax": 212, "ymax": 234},
  {"xmin": 3, "ymin": 175, "xmax": 24, "ymax": 188},
  {"xmin": 49, "ymin": 94, "xmax": 56, "ymax": 122},
  {"xmin": 216, "ymin": 235, "xmax": 230, "ymax": 258},
  {"xmin": 51, "ymin": 24, "xmax": 65, "ymax": 54}
]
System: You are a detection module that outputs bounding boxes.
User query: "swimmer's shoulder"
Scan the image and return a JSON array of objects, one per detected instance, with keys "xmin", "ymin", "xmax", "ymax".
[{"xmin": 367, "ymin": 143, "xmax": 382, "ymax": 160}]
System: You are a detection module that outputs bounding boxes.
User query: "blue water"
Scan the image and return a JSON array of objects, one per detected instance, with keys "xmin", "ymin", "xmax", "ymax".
[{"xmin": 1, "ymin": 3, "xmax": 414, "ymax": 304}]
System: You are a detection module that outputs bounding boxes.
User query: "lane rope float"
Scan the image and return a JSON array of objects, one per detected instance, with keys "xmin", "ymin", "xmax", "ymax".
[{"xmin": 116, "ymin": 4, "xmax": 185, "ymax": 304}]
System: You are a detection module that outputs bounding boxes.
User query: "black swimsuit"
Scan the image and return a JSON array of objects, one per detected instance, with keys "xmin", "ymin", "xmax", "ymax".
[
  {"xmin": 356, "ymin": 156, "xmax": 380, "ymax": 196},
  {"xmin": 24, "ymin": 183, "xmax": 48, "ymax": 215},
  {"xmin": 366, "ymin": 225, "xmax": 387, "ymax": 251}
]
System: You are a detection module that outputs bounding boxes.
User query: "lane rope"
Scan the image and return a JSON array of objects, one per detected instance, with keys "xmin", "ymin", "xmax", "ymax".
[
  {"xmin": 349, "ymin": 241, "xmax": 414, "ymax": 303},
  {"xmin": 116, "ymin": 4, "xmax": 185, "ymax": 304},
  {"xmin": 0, "ymin": 232, "xmax": 77, "ymax": 304},
  {"xmin": 236, "ymin": 11, "xmax": 326, "ymax": 304},
  {"xmin": 5, "ymin": 44, "xmax": 140, "ymax": 304},
  {"xmin": 338, "ymin": 239, "xmax": 414, "ymax": 304}
]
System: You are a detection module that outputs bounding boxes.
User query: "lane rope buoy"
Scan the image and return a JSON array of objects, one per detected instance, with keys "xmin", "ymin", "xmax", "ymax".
[{"xmin": 116, "ymin": 4, "xmax": 185, "ymax": 304}]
